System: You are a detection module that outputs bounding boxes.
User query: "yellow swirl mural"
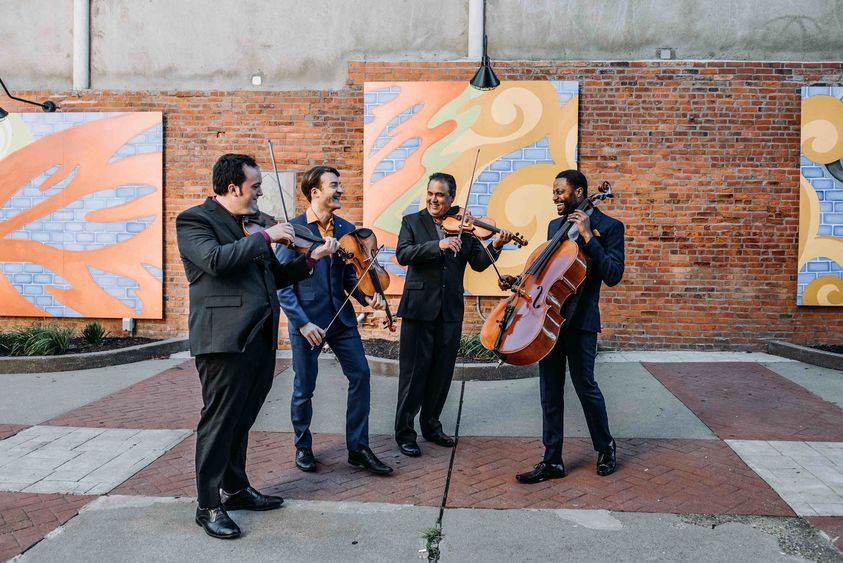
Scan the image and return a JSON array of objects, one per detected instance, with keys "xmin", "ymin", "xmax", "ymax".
[
  {"xmin": 799, "ymin": 88, "xmax": 843, "ymax": 306},
  {"xmin": 363, "ymin": 81, "xmax": 578, "ymax": 296}
]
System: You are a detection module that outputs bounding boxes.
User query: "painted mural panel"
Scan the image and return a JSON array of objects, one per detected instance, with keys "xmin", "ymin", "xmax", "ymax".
[
  {"xmin": 0, "ymin": 112, "xmax": 163, "ymax": 318},
  {"xmin": 363, "ymin": 81, "xmax": 578, "ymax": 296},
  {"xmin": 799, "ymin": 88, "xmax": 843, "ymax": 306}
]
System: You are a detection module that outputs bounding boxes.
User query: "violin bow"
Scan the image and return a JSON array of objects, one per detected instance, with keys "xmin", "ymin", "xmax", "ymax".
[
  {"xmin": 267, "ymin": 140, "xmax": 291, "ymax": 223},
  {"xmin": 312, "ymin": 244, "xmax": 387, "ymax": 350},
  {"xmin": 454, "ymin": 148, "xmax": 481, "ymax": 255}
]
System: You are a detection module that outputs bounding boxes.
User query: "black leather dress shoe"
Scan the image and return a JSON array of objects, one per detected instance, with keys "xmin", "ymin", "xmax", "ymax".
[
  {"xmin": 220, "ymin": 486, "xmax": 284, "ymax": 511},
  {"xmin": 295, "ymin": 447, "xmax": 317, "ymax": 472},
  {"xmin": 596, "ymin": 440, "xmax": 617, "ymax": 476},
  {"xmin": 195, "ymin": 506, "xmax": 241, "ymax": 539},
  {"xmin": 398, "ymin": 441, "xmax": 422, "ymax": 457},
  {"xmin": 423, "ymin": 432, "xmax": 456, "ymax": 448},
  {"xmin": 348, "ymin": 447, "xmax": 394, "ymax": 475},
  {"xmin": 515, "ymin": 461, "xmax": 566, "ymax": 484}
]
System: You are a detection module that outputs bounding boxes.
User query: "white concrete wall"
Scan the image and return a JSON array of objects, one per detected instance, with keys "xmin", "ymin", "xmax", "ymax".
[
  {"xmin": 0, "ymin": 0, "xmax": 73, "ymax": 89},
  {"xmin": 2, "ymin": 0, "xmax": 843, "ymax": 91},
  {"xmin": 488, "ymin": 0, "xmax": 843, "ymax": 61},
  {"xmin": 90, "ymin": 0, "xmax": 469, "ymax": 90}
]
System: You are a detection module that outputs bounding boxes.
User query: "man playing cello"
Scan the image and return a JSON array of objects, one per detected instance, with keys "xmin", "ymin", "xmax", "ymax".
[{"xmin": 510, "ymin": 170, "xmax": 625, "ymax": 483}]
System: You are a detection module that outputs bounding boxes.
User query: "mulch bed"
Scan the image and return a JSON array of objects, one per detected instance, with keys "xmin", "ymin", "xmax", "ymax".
[{"xmin": 360, "ymin": 338, "xmax": 496, "ymax": 363}]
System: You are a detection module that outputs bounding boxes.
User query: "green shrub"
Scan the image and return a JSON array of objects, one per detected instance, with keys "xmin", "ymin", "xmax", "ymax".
[
  {"xmin": 0, "ymin": 332, "xmax": 14, "ymax": 354},
  {"xmin": 82, "ymin": 322, "xmax": 109, "ymax": 346},
  {"xmin": 5, "ymin": 324, "xmax": 73, "ymax": 356},
  {"xmin": 458, "ymin": 334, "xmax": 496, "ymax": 361}
]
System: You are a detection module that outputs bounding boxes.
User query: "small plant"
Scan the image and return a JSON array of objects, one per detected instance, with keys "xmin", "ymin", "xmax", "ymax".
[
  {"xmin": 420, "ymin": 527, "xmax": 443, "ymax": 562},
  {"xmin": 0, "ymin": 332, "xmax": 14, "ymax": 355},
  {"xmin": 82, "ymin": 322, "xmax": 109, "ymax": 346},
  {"xmin": 458, "ymin": 334, "xmax": 496, "ymax": 361},
  {"xmin": 9, "ymin": 324, "xmax": 73, "ymax": 356}
]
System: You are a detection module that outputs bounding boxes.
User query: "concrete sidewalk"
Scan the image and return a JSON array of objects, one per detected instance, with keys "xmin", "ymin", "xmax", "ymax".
[{"xmin": 1, "ymin": 353, "xmax": 842, "ymax": 561}]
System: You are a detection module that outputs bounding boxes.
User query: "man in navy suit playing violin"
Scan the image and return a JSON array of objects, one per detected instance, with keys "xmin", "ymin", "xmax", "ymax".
[
  {"xmin": 513, "ymin": 169, "xmax": 625, "ymax": 484},
  {"xmin": 276, "ymin": 166, "xmax": 393, "ymax": 476}
]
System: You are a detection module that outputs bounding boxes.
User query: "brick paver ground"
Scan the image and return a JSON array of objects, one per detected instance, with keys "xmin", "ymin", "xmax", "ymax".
[
  {"xmin": 114, "ymin": 432, "xmax": 450, "ymax": 506},
  {"xmin": 642, "ymin": 362, "xmax": 843, "ymax": 441},
  {"xmin": 806, "ymin": 517, "xmax": 843, "ymax": 553},
  {"xmin": 45, "ymin": 359, "xmax": 292, "ymax": 430},
  {"xmin": 446, "ymin": 437, "xmax": 794, "ymax": 516},
  {"xmin": 0, "ymin": 425, "xmax": 27, "ymax": 441},
  {"xmin": 0, "ymin": 492, "xmax": 93, "ymax": 561}
]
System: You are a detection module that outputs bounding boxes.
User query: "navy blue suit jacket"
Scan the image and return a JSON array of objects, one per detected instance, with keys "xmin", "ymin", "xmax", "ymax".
[
  {"xmin": 549, "ymin": 207, "xmax": 624, "ymax": 333},
  {"xmin": 276, "ymin": 213, "xmax": 366, "ymax": 331}
]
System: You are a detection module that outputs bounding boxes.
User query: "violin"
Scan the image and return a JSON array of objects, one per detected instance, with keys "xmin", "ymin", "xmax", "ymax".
[
  {"xmin": 337, "ymin": 228, "xmax": 395, "ymax": 332},
  {"xmin": 439, "ymin": 207, "xmax": 528, "ymax": 247},
  {"xmin": 480, "ymin": 181, "xmax": 615, "ymax": 366},
  {"xmin": 242, "ymin": 211, "xmax": 352, "ymax": 261}
]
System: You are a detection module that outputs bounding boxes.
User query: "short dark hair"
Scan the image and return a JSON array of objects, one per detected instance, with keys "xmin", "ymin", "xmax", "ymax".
[
  {"xmin": 212, "ymin": 154, "xmax": 258, "ymax": 195},
  {"xmin": 428, "ymin": 172, "xmax": 457, "ymax": 199},
  {"xmin": 555, "ymin": 169, "xmax": 588, "ymax": 196},
  {"xmin": 301, "ymin": 165, "xmax": 340, "ymax": 202}
]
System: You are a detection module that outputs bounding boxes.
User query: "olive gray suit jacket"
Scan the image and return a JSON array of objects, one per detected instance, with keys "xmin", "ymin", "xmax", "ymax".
[{"xmin": 176, "ymin": 198, "xmax": 311, "ymax": 355}]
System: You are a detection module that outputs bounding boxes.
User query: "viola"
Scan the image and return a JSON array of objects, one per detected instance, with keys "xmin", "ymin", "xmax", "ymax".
[
  {"xmin": 337, "ymin": 228, "xmax": 395, "ymax": 332},
  {"xmin": 439, "ymin": 207, "xmax": 528, "ymax": 247},
  {"xmin": 479, "ymin": 181, "xmax": 615, "ymax": 366},
  {"xmin": 242, "ymin": 211, "xmax": 351, "ymax": 261}
]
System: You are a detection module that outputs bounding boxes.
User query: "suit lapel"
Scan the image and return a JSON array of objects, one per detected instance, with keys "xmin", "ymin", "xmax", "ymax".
[
  {"xmin": 203, "ymin": 198, "xmax": 244, "ymax": 241},
  {"xmin": 419, "ymin": 209, "xmax": 440, "ymax": 242}
]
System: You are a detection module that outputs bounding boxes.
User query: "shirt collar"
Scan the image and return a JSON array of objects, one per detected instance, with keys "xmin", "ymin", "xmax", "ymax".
[{"xmin": 306, "ymin": 206, "xmax": 334, "ymax": 228}]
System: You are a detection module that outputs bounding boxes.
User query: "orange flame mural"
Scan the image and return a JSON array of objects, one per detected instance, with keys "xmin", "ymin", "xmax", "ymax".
[{"xmin": 0, "ymin": 112, "xmax": 163, "ymax": 318}]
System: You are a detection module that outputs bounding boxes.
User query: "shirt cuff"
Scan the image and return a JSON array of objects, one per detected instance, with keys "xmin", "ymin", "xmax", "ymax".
[{"xmin": 259, "ymin": 230, "xmax": 271, "ymax": 246}]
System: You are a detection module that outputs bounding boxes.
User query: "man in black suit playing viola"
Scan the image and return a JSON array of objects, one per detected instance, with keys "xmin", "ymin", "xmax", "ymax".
[{"xmin": 394, "ymin": 172, "xmax": 513, "ymax": 457}]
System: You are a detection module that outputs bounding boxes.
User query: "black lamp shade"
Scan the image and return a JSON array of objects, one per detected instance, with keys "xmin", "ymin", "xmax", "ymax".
[
  {"xmin": 470, "ymin": 63, "xmax": 500, "ymax": 91},
  {"xmin": 0, "ymin": 107, "xmax": 8, "ymax": 120}
]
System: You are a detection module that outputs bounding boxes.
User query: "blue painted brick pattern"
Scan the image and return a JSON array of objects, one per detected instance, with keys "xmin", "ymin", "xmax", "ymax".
[
  {"xmin": 17, "ymin": 112, "xmax": 115, "ymax": 141},
  {"xmin": 108, "ymin": 122, "xmax": 164, "ymax": 163},
  {"xmin": 0, "ymin": 263, "xmax": 80, "ymax": 317},
  {"xmin": 363, "ymin": 86, "xmax": 400, "ymax": 126},
  {"xmin": 87, "ymin": 266, "xmax": 142, "ymax": 314},
  {"xmin": 371, "ymin": 138, "xmax": 420, "ymax": 184},
  {"xmin": 797, "ymin": 259, "xmax": 843, "ymax": 305},
  {"xmin": 799, "ymin": 88, "xmax": 843, "ymax": 304}
]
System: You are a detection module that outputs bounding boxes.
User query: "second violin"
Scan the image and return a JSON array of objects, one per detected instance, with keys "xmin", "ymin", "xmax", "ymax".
[{"xmin": 439, "ymin": 207, "xmax": 528, "ymax": 247}]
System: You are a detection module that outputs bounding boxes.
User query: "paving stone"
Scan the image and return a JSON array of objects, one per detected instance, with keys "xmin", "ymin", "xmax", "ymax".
[
  {"xmin": 114, "ymin": 432, "xmax": 450, "ymax": 506},
  {"xmin": 728, "ymin": 440, "xmax": 843, "ymax": 516},
  {"xmin": 0, "ymin": 491, "xmax": 93, "ymax": 561},
  {"xmin": 806, "ymin": 516, "xmax": 843, "ymax": 553},
  {"xmin": 642, "ymin": 362, "xmax": 843, "ymax": 441},
  {"xmin": 0, "ymin": 425, "xmax": 27, "ymax": 441},
  {"xmin": 0, "ymin": 426, "xmax": 190, "ymax": 495},
  {"xmin": 447, "ymin": 437, "xmax": 793, "ymax": 516},
  {"xmin": 46, "ymin": 359, "xmax": 292, "ymax": 430},
  {"xmin": 0, "ymin": 359, "xmax": 185, "ymax": 425}
]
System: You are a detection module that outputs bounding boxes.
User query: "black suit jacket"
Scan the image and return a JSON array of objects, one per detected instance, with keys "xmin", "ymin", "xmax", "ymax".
[
  {"xmin": 396, "ymin": 207, "xmax": 501, "ymax": 322},
  {"xmin": 548, "ymin": 207, "xmax": 624, "ymax": 332},
  {"xmin": 176, "ymin": 198, "xmax": 311, "ymax": 355}
]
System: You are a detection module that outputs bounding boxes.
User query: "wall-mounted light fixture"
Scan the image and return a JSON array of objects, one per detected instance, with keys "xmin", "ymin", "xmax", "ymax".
[
  {"xmin": 0, "ymin": 76, "xmax": 57, "ymax": 120},
  {"xmin": 470, "ymin": 34, "xmax": 500, "ymax": 91}
]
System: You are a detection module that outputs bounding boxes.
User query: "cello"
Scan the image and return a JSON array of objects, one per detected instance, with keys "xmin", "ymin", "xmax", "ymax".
[{"xmin": 480, "ymin": 181, "xmax": 615, "ymax": 366}]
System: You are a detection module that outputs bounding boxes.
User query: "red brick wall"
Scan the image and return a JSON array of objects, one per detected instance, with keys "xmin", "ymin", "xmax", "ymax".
[{"xmin": 2, "ymin": 61, "xmax": 842, "ymax": 350}]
